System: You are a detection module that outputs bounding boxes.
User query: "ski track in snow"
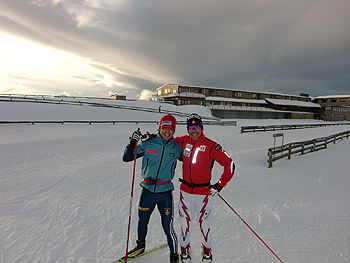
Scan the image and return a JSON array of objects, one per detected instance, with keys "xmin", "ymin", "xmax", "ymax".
[{"xmin": 0, "ymin": 102, "xmax": 350, "ymax": 262}]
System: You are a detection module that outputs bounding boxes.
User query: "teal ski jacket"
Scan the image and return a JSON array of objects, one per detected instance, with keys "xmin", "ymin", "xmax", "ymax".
[{"xmin": 123, "ymin": 135, "xmax": 182, "ymax": 193}]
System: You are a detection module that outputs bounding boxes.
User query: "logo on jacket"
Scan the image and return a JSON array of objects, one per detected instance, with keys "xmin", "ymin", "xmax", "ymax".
[
  {"xmin": 199, "ymin": 145, "xmax": 206, "ymax": 152},
  {"xmin": 184, "ymin": 143, "xmax": 193, "ymax": 157},
  {"xmin": 214, "ymin": 144, "xmax": 222, "ymax": 151},
  {"xmin": 146, "ymin": 149, "xmax": 158, "ymax": 154}
]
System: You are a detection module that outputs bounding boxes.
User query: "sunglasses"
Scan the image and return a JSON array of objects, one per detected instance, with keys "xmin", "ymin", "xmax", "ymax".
[{"xmin": 188, "ymin": 125, "xmax": 201, "ymax": 130}]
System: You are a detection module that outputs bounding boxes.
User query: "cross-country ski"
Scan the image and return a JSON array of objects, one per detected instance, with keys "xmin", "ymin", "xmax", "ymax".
[{"xmin": 113, "ymin": 244, "xmax": 168, "ymax": 263}]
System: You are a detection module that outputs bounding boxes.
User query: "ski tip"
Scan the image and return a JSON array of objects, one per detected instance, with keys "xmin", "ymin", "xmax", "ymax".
[
  {"xmin": 112, "ymin": 244, "xmax": 168, "ymax": 263},
  {"xmin": 112, "ymin": 257, "xmax": 127, "ymax": 263}
]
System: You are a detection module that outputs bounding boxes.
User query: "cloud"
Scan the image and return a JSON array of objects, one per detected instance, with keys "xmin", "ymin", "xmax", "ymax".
[
  {"xmin": 0, "ymin": 0, "xmax": 350, "ymax": 98},
  {"xmin": 0, "ymin": 83, "xmax": 38, "ymax": 95},
  {"xmin": 29, "ymin": 0, "xmax": 65, "ymax": 7},
  {"xmin": 268, "ymin": 0, "xmax": 350, "ymax": 65},
  {"xmin": 137, "ymin": 89, "xmax": 155, "ymax": 100},
  {"xmin": 74, "ymin": 10, "xmax": 102, "ymax": 28}
]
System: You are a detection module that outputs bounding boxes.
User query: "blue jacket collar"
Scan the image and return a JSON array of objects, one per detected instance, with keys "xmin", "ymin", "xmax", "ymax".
[{"xmin": 157, "ymin": 133, "xmax": 174, "ymax": 145}]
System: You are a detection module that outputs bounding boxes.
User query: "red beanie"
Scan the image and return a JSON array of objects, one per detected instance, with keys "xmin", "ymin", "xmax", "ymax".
[{"xmin": 159, "ymin": 113, "xmax": 177, "ymax": 129}]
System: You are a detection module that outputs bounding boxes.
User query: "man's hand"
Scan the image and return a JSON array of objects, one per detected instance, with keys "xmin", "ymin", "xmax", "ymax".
[
  {"xmin": 141, "ymin": 132, "xmax": 157, "ymax": 142},
  {"xmin": 130, "ymin": 129, "xmax": 142, "ymax": 145},
  {"xmin": 209, "ymin": 183, "xmax": 223, "ymax": 196}
]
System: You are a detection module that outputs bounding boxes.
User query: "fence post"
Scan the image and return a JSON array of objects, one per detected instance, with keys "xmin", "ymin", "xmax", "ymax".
[
  {"xmin": 268, "ymin": 151, "xmax": 273, "ymax": 168},
  {"xmin": 288, "ymin": 144, "xmax": 292, "ymax": 159},
  {"xmin": 267, "ymin": 129, "xmax": 349, "ymax": 167}
]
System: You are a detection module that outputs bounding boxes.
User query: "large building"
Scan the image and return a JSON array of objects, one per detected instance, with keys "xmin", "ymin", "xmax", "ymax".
[
  {"xmin": 110, "ymin": 94, "xmax": 126, "ymax": 100},
  {"xmin": 156, "ymin": 83, "xmax": 322, "ymax": 119},
  {"xmin": 313, "ymin": 95, "xmax": 350, "ymax": 121}
]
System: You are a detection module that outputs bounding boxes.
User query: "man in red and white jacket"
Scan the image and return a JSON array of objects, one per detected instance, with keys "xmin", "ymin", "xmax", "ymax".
[{"xmin": 173, "ymin": 113, "xmax": 235, "ymax": 263}]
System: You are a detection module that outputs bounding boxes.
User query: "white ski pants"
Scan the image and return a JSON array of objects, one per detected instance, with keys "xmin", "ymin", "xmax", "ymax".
[{"xmin": 178, "ymin": 190, "xmax": 212, "ymax": 255}]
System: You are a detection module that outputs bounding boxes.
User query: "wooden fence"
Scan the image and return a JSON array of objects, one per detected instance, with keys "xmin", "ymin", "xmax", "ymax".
[
  {"xmin": 241, "ymin": 123, "xmax": 350, "ymax": 134},
  {"xmin": 1, "ymin": 95, "xmax": 238, "ymax": 126},
  {"xmin": 267, "ymin": 130, "xmax": 350, "ymax": 168},
  {"xmin": 0, "ymin": 120, "xmax": 237, "ymax": 126},
  {"xmin": 0, "ymin": 95, "xmax": 221, "ymax": 121}
]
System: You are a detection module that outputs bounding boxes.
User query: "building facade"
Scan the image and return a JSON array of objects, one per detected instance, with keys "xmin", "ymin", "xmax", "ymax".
[
  {"xmin": 157, "ymin": 83, "xmax": 321, "ymax": 119},
  {"xmin": 110, "ymin": 94, "xmax": 126, "ymax": 100},
  {"xmin": 313, "ymin": 95, "xmax": 350, "ymax": 121}
]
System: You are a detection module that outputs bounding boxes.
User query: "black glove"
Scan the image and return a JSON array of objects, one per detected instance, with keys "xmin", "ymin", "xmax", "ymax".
[
  {"xmin": 141, "ymin": 132, "xmax": 157, "ymax": 142},
  {"xmin": 130, "ymin": 129, "xmax": 142, "ymax": 145},
  {"xmin": 209, "ymin": 183, "xmax": 223, "ymax": 196}
]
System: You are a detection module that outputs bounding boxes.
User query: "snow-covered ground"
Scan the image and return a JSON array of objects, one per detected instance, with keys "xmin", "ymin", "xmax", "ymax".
[{"xmin": 0, "ymin": 99, "xmax": 349, "ymax": 263}]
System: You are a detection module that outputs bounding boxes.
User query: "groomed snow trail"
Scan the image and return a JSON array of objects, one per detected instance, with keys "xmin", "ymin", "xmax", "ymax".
[{"xmin": 1, "ymin": 120, "xmax": 349, "ymax": 262}]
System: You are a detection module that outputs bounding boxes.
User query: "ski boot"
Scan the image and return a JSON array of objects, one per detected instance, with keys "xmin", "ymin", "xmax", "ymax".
[
  {"xmin": 180, "ymin": 254, "xmax": 191, "ymax": 263},
  {"xmin": 120, "ymin": 240, "xmax": 145, "ymax": 261},
  {"xmin": 180, "ymin": 244, "xmax": 191, "ymax": 262},
  {"xmin": 202, "ymin": 245, "xmax": 212, "ymax": 262},
  {"xmin": 170, "ymin": 252, "xmax": 180, "ymax": 263},
  {"xmin": 202, "ymin": 253, "xmax": 212, "ymax": 262}
]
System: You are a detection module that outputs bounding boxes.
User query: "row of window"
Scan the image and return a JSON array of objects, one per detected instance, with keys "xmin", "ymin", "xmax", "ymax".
[
  {"xmin": 193, "ymin": 89, "xmax": 245, "ymax": 98},
  {"xmin": 178, "ymin": 99, "xmax": 203, "ymax": 105},
  {"xmin": 166, "ymin": 87, "xmax": 303, "ymax": 100},
  {"xmin": 207, "ymin": 101, "xmax": 264, "ymax": 107},
  {"xmin": 179, "ymin": 99, "xmax": 270, "ymax": 107},
  {"xmin": 316, "ymin": 98, "xmax": 349, "ymax": 103},
  {"xmin": 158, "ymin": 89, "xmax": 177, "ymax": 95},
  {"xmin": 325, "ymin": 106, "xmax": 350, "ymax": 112}
]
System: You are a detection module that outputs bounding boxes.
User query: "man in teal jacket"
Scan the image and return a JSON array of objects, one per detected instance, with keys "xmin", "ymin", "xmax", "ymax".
[{"xmin": 122, "ymin": 113, "xmax": 182, "ymax": 263}]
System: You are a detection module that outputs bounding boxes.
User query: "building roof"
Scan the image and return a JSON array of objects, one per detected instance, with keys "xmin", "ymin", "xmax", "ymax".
[
  {"xmin": 159, "ymin": 83, "xmax": 308, "ymax": 99},
  {"xmin": 315, "ymin": 95, "xmax": 350, "ymax": 99},
  {"xmin": 266, "ymin": 98, "xmax": 321, "ymax": 108}
]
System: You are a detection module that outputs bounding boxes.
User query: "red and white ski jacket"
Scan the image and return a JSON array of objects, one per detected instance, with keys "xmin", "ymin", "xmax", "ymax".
[{"xmin": 174, "ymin": 133, "xmax": 235, "ymax": 195}]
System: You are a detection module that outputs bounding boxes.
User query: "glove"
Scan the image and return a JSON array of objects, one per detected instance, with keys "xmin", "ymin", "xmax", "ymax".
[
  {"xmin": 209, "ymin": 183, "xmax": 223, "ymax": 196},
  {"xmin": 130, "ymin": 129, "xmax": 142, "ymax": 145},
  {"xmin": 141, "ymin": 132, "xmax": 157, "ymax": 142}
]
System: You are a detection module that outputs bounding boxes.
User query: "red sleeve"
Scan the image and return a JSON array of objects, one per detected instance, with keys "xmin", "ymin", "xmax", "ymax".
[
  {"xmin": 210, "ymin": 144, "xmax": 235, "ymax": 187},
  {"xmin": 173, "ymin": 136, "xmax": 186, "ymax": 148}
]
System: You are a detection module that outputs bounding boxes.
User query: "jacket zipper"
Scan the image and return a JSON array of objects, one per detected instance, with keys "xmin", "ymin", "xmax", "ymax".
[
  {"xmin": 189, "ymin": 140, "xmax": 195, "ymax": 194},
  {"xmin": 154, "ymin": 143, "xmax": 166, "ymax": 193}
]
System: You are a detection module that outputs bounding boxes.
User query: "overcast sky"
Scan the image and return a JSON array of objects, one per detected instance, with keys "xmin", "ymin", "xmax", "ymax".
[{"xmin": 1, "ymin": 0, "xmax": 350, "ymax": 99}]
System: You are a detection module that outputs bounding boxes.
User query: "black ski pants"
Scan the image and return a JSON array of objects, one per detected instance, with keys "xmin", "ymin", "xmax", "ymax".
[{"xmin": 137, "ymin": 188, "xmax": 178, "ymax": 254}]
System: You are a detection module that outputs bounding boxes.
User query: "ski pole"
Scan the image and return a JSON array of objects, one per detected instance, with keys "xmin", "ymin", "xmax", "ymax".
[
  {"xmin": 124, "ymin": 133, "xmax": 139, "ymax": 263},
  {"xmin": 217, "ymin": 193, "xmax": 284, "ymax": 263}
]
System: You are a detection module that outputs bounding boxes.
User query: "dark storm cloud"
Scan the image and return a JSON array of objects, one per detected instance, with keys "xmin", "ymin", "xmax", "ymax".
[{"xmin": 0, "ymin": 0, "xmax": 349, "ymax": 98}]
